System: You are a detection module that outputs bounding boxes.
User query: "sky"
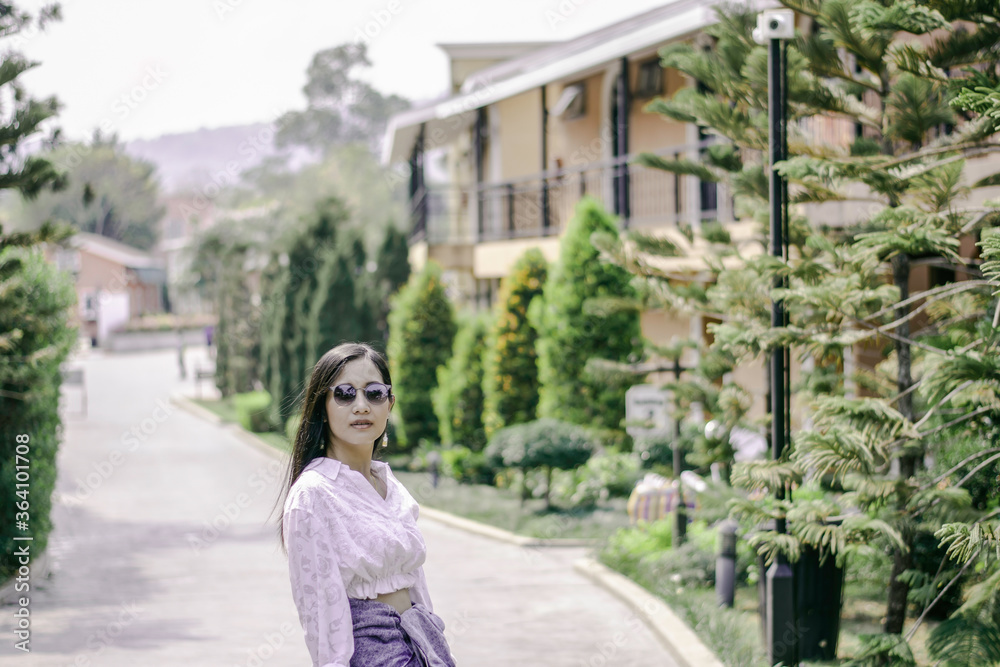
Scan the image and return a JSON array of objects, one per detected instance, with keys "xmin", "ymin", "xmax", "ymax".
[{"xmin": 15, "ymin": 0, "xmax": 672, "ymax": 142}]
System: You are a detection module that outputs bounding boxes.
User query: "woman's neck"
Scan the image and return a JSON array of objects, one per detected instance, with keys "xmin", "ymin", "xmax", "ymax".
[{"xmin": 326, "ymin": 446, "xmax": 375, "ymax": 481}]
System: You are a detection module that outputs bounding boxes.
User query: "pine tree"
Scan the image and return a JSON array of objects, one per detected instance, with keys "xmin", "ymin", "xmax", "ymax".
[
  {"xmin": 606, "ymin": 0, "xmax": 1000, "ymax": 655},
  {"xmin": 482, "ymin": 248, "xmax": 548, "ymax": 439},
  {"xmin": 386, "ymin": 261, "xmax": 456, "ymax": 449},
  {"xmin": 529, "ymin": 197, "xmax": 641, "ymax": 433}
]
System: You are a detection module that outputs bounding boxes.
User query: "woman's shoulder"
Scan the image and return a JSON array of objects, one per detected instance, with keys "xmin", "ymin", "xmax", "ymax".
[{"xmin": 284, "ymin": 468, "xmax": 334, "ymax": 515}]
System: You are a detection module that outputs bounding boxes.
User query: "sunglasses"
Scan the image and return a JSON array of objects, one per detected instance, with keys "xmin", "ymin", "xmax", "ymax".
[{"xmin": 330, "ymin": 382, "xmax": 392, "ymax": 407}]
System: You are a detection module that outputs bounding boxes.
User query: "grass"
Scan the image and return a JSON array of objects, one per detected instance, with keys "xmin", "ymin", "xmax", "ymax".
[
  {"xmin": 598, "ymin": 533, "xmax": 941, "ymax": 667},
  {"xmin": 392, "ymin": 469, "xmax": 631, "ymax": 540}
]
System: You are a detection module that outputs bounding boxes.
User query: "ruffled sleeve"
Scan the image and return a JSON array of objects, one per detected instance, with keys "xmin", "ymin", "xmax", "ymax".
[
  {"xmin": 284, "ymin": 507, "xmax": 354, "ymax": 667},
  {"xmin": 409, "ymin": 564, "xmax": 434, "ymax": 613}
]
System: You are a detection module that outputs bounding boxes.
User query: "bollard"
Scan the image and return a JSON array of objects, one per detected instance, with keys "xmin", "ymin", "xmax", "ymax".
[{"xmin": 716, "ymin": 519, "xmax": 738, "ymax": 608}]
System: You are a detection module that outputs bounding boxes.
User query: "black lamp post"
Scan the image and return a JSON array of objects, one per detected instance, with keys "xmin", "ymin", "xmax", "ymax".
[{"xmin": 754, "ymin": 8, "xmax": 798, "ymax": 665}]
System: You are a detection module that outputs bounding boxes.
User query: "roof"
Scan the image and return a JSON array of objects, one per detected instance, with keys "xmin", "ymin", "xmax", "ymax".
[
  {"xmin": 71, "ymin": 232, "xmax": 164, "ymax": 270},
  {"xmin": 382, "ymin": 0, "xmax": 745, "ymax": 165}
]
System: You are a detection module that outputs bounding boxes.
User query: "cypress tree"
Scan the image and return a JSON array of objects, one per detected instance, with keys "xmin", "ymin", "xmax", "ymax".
[
  {"xmin": 529, "ymin": 197, "xmax": 641, "ymax": 431},
  {"xmin": 434, "ymin": 312, "xmax": 491, "ymax": 450},
  {"xmin": 372, "ymin": 224, "xmax": 411, "ymax": 345},
  {"xmin": 308, "ymin": 230, "xmax": 363, "ymax": 364},
  {"xmin": 386, "ymin": 260, "xmax": 456, "ymax": 449},
  {"xmin": 482, "ymin": 247, "xmax": 548, "ymax": 438}
]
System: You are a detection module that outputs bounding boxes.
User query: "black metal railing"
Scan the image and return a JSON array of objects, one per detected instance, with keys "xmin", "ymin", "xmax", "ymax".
[{"xmin": 409, "ymin": 140, "xmax": 725, "ymax": 245}]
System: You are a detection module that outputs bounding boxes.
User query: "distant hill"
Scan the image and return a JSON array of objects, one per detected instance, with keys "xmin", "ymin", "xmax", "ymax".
[{"xmin": 124, "ymin": 123, "xmax": 316, "ymax": 193}]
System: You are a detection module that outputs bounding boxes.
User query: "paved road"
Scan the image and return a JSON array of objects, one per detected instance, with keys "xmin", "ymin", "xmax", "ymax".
[{"xmin": 0, "ymin": 346, "xmax": 677, "ymax": 666}]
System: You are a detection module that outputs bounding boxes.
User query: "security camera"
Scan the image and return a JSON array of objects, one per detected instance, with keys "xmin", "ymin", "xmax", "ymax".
[{"xmin": 755, "ymin": 9, "xmax": 795, "ymax": 41}]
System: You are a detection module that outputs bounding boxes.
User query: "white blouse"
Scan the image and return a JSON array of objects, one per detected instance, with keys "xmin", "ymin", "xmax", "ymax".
[{"xmin": 283, "ymin": 456, "xmax": 434, "ymax": 667}]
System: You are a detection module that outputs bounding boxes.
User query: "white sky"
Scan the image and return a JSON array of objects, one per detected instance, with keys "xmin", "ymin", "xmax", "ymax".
[{"xmin": 15, "ymin": 0, "xmax": 671, "ymax": 142}]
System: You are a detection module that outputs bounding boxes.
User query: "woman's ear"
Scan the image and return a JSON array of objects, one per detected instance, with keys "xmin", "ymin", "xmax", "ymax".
[{"xmin": 388, "ymin": 395, "xmax": 395, "ymax": 411}]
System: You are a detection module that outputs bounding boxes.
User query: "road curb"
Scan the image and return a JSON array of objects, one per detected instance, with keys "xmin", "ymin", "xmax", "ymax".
[
  {"xmin": 574, "ymin": 558, "xmax": 725, "ymax": 667},
  {"xmin": 169, "ymin": 392, "xmax": 223, "ymax": 424}
]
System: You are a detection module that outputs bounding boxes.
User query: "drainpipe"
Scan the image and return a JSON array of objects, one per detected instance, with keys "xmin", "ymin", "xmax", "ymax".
[
  {"xmin": 617, "ymin": 56, "xmax": 630, "ymax": 225},
  {"xmin": 475, "ymin": 108, "xmax": 486, "ymax": 239},
  {"xmin": 542, "ymin": 86, "xmax": 550, "ymax": 233}
]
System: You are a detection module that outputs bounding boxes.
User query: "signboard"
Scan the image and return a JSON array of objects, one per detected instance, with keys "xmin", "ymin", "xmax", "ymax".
[{"xmin": 625, "ymin": 384, "xmax": 671, "ymax": 438}]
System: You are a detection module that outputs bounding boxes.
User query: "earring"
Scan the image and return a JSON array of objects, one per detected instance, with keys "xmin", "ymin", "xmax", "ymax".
[{"xmin": 381, "ymin": 433, "xmax": 388, "ymax": 448}]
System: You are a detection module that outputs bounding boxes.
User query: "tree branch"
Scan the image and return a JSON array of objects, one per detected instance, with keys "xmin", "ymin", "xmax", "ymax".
[
  {"xmin": 904, "ymin": 546, "xmax": 980, "ymax": 643},
  {"xmin": 926, "ymin": 445, "xmax": 1000, "ymax": 489}
]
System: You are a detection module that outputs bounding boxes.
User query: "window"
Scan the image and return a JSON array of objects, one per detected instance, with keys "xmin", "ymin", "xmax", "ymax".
[
  {"xmin": 636, "ymin": 60, "xmax": 663, "ymax": 98},
  {"xmin": 553, "ymin": 83, "xmax": 586, "ymax": 119}
]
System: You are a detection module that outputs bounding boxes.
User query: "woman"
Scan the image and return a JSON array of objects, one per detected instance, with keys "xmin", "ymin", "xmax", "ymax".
[{"xmin": 277, "ymin": 342, "xmax": 456, "ymax": 667}]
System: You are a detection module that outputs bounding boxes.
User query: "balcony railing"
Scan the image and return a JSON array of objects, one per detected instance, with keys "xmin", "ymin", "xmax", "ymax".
[{"xmin": 409, "ymin": 141, "xmax": 727, "ymax": 245}]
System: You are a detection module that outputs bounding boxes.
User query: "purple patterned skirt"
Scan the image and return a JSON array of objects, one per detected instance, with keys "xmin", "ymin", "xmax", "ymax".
[{"xmin": 348, "ymin": 598, "xmax": 456, "ymax": 667}]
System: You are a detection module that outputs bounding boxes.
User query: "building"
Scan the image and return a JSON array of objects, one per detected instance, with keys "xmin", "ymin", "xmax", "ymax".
[
  {"xmin": 49, "ymin": 233, "xmax": 168, "ymax": 346},
  {"xmin": 383, "ymin": 0, "xmax": 763, "ymax": 408},
  {"xmin": 382, "ymin": 1, "xmax": 996, "ymax": 424}
]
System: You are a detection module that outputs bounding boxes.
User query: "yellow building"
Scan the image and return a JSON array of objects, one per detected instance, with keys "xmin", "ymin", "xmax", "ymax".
[{"xmin": 383, "ymin": 2, "xmax": 765, "ymax": 409}]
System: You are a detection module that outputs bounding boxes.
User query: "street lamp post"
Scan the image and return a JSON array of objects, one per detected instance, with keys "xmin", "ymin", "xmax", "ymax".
[
  {"xmin": 671, "ymin": 356, "xmax": 688, "ymax": 545},
  {"xmin": 754, "ymin": 8, "xmax": 798, "ymax": 665}
]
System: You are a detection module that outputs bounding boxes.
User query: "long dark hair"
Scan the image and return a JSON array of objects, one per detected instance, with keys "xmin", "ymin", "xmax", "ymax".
[{"xmin": 273, "ymin": 342, "xmax": 393, "ymax": 554}]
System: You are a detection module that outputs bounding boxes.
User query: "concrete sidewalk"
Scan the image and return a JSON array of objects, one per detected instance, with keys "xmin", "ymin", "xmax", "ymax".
[{"xmin": 0, "ymin": 347, "xmax": 688, "ymax": 666}]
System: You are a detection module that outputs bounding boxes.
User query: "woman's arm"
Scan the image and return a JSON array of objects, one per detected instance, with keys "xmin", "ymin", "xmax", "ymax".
[{"xmin": 284, "ymin": 507, "xmax": 354, "ymax": 667}]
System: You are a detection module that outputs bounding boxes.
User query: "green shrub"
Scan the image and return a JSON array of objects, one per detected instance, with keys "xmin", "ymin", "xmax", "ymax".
[
  {"xmin": 441, "ymin": 446, "xmax": 496, "ymax": 485},
  {"xmin": 552, "ymin": 451, "xmax": 642, "ymax": 508},
  {"xmin": 634, "ymin": 433, "xmax": 676, "ymax": 470},
  {"xmin": 0, "ymin": 246, "xmax": 77, "ymax": 583},
  {"xmin": 485, "ymin": 418, "xmax": 595, "ymax": 507},
  {"xmin": 602, "ymin": 520, "xmax": 674, "ymax": 571},
  {"xmin": 233, "ymin": 391, "xmax": 273, "ymax": 433}
]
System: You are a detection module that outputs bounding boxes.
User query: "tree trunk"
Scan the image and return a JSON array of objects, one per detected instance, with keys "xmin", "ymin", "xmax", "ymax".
[
  {"xmin": 544, "ymin": 466, "xmax": 552, "ymax": 510},
  {"xmin": 885, "ymin": 535, "xmax": 914, "ymax": 635},
  {"xmin": 884, "ymin": 252, "xmax": 917, "ymax": 634}
]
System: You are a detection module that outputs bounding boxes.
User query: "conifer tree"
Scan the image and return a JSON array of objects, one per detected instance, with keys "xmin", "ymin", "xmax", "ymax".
[
  {"xmin": 433, "ymin": 312, "xmax": 491, "ymax": 450},
  {"xmin": 372, "ymin": 224, "xmax": 411, "ymax": 344},
  {"xmin": 482, "ymin": 248, "xmax": 548, "ymax": 438},
  {"xmin": 386, "ymin": 261, "xmax": 456, "ymax": 449},
  {"xmin": 602, "ymin": 1, "xmax": 1000, "ymax": 657},
  {"xmin": 529, "ymin": 197, "xmax": 641, "ymax": 433}
]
